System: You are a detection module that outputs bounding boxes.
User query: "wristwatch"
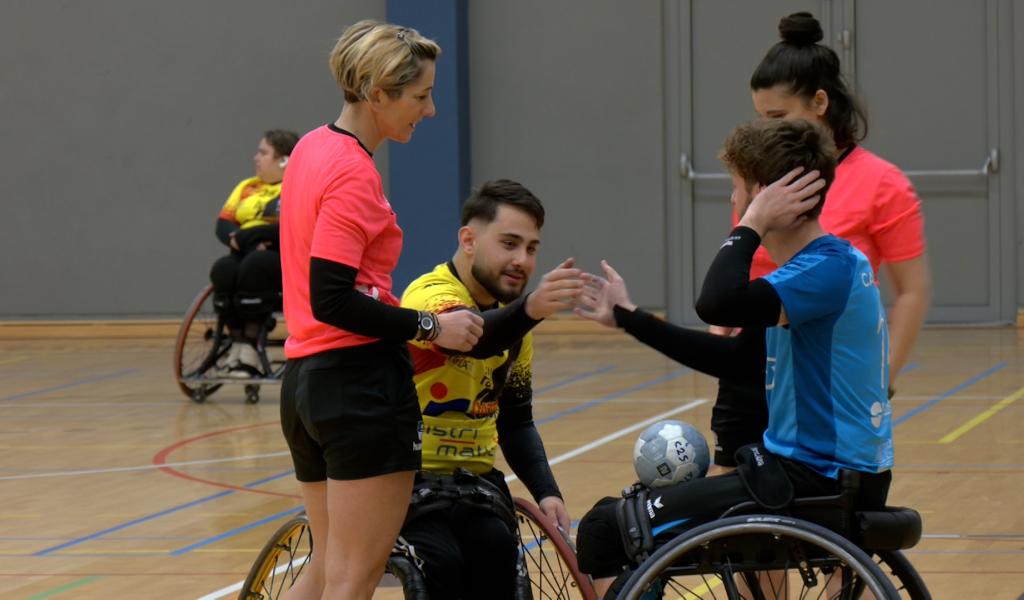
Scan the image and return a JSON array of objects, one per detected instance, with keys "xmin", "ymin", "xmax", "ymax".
[{"xmin": 415, "ymin": 311, "xmax": 439, "ymax": 342}]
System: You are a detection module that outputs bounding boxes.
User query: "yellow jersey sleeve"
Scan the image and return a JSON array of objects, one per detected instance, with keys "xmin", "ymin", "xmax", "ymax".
[{"xmin": 218, "ymin": 176, "xmax": 282, "ymax": 228}]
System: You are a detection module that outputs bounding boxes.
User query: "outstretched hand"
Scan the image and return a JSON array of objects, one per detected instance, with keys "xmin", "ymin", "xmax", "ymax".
[
  {"xmin": 573, "ymin": 260, "xmax": 635, "ymax": 328},
  {"xmin": 525, "ymin": 258, "xmax": 583, "ymax": 320},
  {"xmin": 739, "ymin": 167, "xmax": 826, "ymax": 235}
]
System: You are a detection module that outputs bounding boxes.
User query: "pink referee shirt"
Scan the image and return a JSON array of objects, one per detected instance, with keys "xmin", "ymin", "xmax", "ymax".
[
  {"xmin": 745, "ymin": 146, "xmax": 927, "ymax": 279},
  {"xmin": 280, "ymin": 124, "xmax": 404, "ymax": 359}
]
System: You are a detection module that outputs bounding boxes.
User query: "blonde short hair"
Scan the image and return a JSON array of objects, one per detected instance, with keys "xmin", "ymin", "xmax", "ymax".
[{"xmin": 329, "ymin": 20, "xmax": 441, "ymax": 103}]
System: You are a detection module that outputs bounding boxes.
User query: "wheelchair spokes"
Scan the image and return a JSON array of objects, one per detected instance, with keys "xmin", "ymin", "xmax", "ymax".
[
  {"xmin": 514, "ymin": 497, "xmax": 597, "ymax": 600},
  {"xmin": 239, "ymin": 515, "xmax": 312, "ymax": 600}
]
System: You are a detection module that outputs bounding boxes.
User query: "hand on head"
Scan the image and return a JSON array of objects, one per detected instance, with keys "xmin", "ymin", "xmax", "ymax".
[
  {"xmin": 525, "ymin": 258, "xmax": 584, "ymax": 320},
  {"xmin": 739, "ymin": 167, "xmax": 825, "ymax": 235},
  {"xmin": 574, "ymin": 260, "xmax": 635, "ymax": 328},
  {"xmin": 433, "ymin": 309, "xmax": 484, "ymax": 352}
]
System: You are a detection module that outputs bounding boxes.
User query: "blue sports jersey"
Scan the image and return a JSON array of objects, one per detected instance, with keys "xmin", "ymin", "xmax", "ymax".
[{"xmin": 762, "ymin": 235, "xmax": 893, "ymax": 478}]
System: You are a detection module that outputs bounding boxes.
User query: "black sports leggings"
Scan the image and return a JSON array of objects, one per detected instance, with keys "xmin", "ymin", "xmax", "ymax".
[
  {"xmin": 209, "ymin": 249, "xmax": 281, "ymax": 328},
  {"xmin": 399, "ymin": 471, "xmax": 520, "ymax": 600}
]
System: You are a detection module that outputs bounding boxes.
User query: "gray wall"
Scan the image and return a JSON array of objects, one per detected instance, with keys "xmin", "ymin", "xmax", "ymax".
[
  {"xmin": 1, "ymin": 1, "xmax": 1020, "ymax": 322},
  {"xmin": 1, "ymin": 0, "xmax": 385, "ymax": 318},
  {"xmin": 468, "ymin": 0, "xmax": 667, "ymax": 308}
]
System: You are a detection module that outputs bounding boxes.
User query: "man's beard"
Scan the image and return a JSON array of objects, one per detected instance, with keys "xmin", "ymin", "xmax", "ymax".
[{"xmin": 472, "ymin": 261, "xmax": 526, "ymax": 304}]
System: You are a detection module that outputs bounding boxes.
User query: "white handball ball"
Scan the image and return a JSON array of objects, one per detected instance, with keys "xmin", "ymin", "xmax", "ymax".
[{"xmin": 633, "ymin": 420, "xmax": 710, "ymax": 488}]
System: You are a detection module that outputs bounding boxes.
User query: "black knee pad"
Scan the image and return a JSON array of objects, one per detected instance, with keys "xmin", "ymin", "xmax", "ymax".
[
  {"xmin": 234, "ymin": 290, "xmax": 279, "ymax": 320},
  {"xmin": 212, "ymin": 292, "xmax": 233, "ymax": 314},
  {"xmin": 577, "ymin": 497, "xmax": 632, "ymax": 580}
]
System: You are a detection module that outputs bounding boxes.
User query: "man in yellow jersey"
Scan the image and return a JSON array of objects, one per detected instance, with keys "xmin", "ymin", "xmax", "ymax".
[{"xmin": 399, "ymin": 179, "xmax": 582, "ymax": 599}]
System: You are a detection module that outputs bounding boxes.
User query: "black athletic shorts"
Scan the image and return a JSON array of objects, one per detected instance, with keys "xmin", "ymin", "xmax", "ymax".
[
  {"xmin": 710, "ymin": 378, "xmax": 768, "ymax": 467},
  {"xmin": 280, "ymin": 340, "xmax": 422, "ymax": 481}
]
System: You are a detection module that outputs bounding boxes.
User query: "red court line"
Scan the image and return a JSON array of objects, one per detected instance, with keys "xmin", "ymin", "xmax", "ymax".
[{"xmin": 152, "ymin": 421, "xmax": 299, "ymax": 499}]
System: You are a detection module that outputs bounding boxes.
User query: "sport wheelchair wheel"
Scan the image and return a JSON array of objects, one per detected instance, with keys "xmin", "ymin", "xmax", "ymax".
[
  {"xmin": 238, "ymin": 514, "xmax": 312, "ymax": 600},
  {"xmin": 174, "ymin": 284, "xmax": 228, "ymax": 402},
  {"xmin": 871, "ymin": 550, "xmax": 931, "ymax": 600},
  {"xmin": 514, "ymin": 497, "xmax": 597, "ymax": 600},
  {"xmin": 614, "ymin": 515, "xmax": 900, "ymax": 600}
]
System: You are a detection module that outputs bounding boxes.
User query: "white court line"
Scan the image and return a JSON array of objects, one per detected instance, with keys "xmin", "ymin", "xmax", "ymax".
[
  {"xmin": 505, "ymin": 399, "xmax": 708, "ymax": 483},
  {"xmin": 0, "ymin": 451, "xmax": 292, "ymax": 481},
  {"xmin": 196, "ymin": 398, "xmax": 708, "ymax": 600}
]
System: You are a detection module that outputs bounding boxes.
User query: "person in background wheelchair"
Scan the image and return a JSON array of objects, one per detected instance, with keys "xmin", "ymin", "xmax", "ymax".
[
  {"xmin": 209, "ymin": 129, "xmax": 299, "ymax": 377},
  {"xmin": 574, "ymin": 118, "xmax": 894, "ymax": 597},
  {"xmin": 397, "ymin": 179, "xmax": 584, "ymax": 599}
]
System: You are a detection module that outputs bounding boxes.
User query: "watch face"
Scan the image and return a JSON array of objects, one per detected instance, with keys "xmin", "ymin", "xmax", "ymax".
[{"xmin": 420, "ymin": 315, "xmax": 433, "ymax": 330}]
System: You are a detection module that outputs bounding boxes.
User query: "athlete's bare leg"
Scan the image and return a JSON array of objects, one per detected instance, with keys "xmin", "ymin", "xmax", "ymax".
[
  {"xmin": 320, "ymin": 471, "xmax": 415, "ymax": 600},
  {"xmin": 282, "ymin": 482, "xmax": 327, "ymax": 600}
]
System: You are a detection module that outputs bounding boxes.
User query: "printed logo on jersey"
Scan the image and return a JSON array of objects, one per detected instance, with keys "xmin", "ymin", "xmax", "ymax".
[
  {"xmin": 765, "ymin": 356, "xmax": 777, "ymax": 391},
  {"xmin": 424, "ymin": 422, "xmax": 496, "ymax": 461}
]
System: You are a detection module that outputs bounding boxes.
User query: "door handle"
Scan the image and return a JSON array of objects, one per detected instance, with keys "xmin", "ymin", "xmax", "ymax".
[
  {"xmin": 901, "ymin": 148, "xmax": 998, "ymax": 178},
  {"xmin": 682, "ymin": 148, "xmax": 998, "ymax": 180},
  {"xmin": 679, "ymin": 153, "xmax": 728, "ymax": 181}
]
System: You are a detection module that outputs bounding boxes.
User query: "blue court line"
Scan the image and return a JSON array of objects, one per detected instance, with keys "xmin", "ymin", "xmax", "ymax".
[
  {"xmin": 894, "ymin": 362, "xmax": 1007, "ymax": 426},
  {"xmin": 2, "ymin": 369, "xmax": 140, "ymax": 402},
  {"xmin": 33, "ymin": 490, "xmax": 234, "ymax": 556},
  {"xmin": 35, "ymin": 470, "xmax": 295, "ymax": 556},
  {"xmin": 170, "ymin": 506, "xmax": 305, "ymax": 555},
  {"xmin": 535, "ymin": 368, "xmax": 692, "ymax": 426},
  {"xmin": 899, "ymin": 362, "xmax": 919, "ymax": 375},
  {"xmin": 534, "ymin": 365, "xmax": 615, "ymax": 396}
]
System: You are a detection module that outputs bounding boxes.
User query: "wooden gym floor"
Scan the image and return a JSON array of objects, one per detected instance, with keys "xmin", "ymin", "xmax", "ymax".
[{"xmin": 0, "ymin": 322, "xmax": 1021, "ymax": 599}]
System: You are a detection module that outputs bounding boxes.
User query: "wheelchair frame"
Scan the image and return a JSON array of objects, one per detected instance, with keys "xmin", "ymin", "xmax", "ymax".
[
  {"xmin": 173, "ymin": 284, "xmax": 286, "ymax": 404},
  {"xmin": 610, "ymin": 474, "xmax": 930, "ymax": 600}
]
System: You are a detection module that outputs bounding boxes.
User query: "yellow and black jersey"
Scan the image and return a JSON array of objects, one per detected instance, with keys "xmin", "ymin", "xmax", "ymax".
[
  {"xmin": 401, "ymin": 262, "xmax": 533, "ymax": 475},
  {"xmin": 218, "ymin": 176, "xmax": 282, "ymax": 229}
]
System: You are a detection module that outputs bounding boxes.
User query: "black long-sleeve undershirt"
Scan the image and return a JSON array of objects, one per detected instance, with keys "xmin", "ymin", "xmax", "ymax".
[
  {"xmin": 497, "ymin": 393, "xmax": 561, "ymax": 502},
  {"xmin": 468, "ymin": 293, "xmax": 542, "ymax": 359},
  {"xmin": 215, "ymin": 218, "xmax": 239, "ymax": 247},
  {"xmin": 695, "ymin": 226, "xmax": 782, "ymax": 328},
  {"xmin": 612, "ymin": 305, "xmax": 764, "ymax": 386},
  {"xmin": 234, "ymin": 224, "xmax": 279, "ymax": 253},
  {"xmin": 310, "ymin": 257, "xmax": 419, "ymax": 341}
]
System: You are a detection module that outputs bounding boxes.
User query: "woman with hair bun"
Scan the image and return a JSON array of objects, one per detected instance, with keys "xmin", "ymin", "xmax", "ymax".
[
  {"xmin": 277, "ymin": 20, "xmax": 484, "ymax": 599},
  {"xmin": 708, "ymin": 11, "xmax": 931, "ymax": 476}
]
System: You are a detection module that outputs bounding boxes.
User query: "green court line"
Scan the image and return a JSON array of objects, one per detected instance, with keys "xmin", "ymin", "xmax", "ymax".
[{"xmin": 27, "ymin": 576, "xmax": 101, "ymax": 599}]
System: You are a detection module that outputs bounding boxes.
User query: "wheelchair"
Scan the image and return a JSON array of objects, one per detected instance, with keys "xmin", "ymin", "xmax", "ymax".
[
  {"xmin": 610, "ymin": 470, "xmax": 929, "ymax": 600},
  {"xmin": 173, "ymin": 284, "xmax": 287, "ymax": 404},
  {"xmin": 237, "ymin": 497, "xmax": 598, "ymax": 600}
]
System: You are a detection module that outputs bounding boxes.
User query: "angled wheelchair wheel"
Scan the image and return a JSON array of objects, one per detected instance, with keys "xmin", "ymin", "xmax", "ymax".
[
  {"xmin": 514, "ymin": 497, "xmax": 598, "ymax": 600},
  {"xmin": 615, "ymin": 515, "xmax": 900, "ymax": 600},
  {"xmin": 174, "ymin": 284, "xmax": 228, "ymax": 401},
  {"xmin": 872, "ymin": 550, "xmax": 931, "ymax": 600},
  {"xmin": 238, "ymin": 514, "xmax": 312, "ymax": 600}
]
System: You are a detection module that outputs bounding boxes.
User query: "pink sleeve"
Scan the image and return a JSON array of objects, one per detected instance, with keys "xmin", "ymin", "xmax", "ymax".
[
  {"xmin": 869, "ymin": 168, "xmax": 927, "ymax": 264},
  {"xmin": 310, "ymin": 169, "xmax": 389, "ymax": 268}
]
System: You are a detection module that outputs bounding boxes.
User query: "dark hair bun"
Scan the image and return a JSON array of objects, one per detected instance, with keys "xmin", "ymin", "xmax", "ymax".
[{"xmin": 779, "ymin": 12, "xmax": 823, "ymax": 46}]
